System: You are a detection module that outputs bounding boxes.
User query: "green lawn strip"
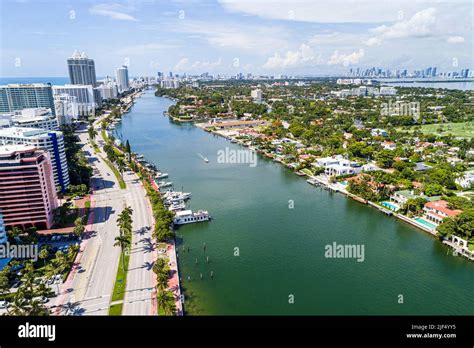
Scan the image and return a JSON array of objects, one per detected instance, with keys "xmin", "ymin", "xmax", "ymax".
[
  {"xmin": 101, "ymin": 156, "xmax": 126, "ymax": 189},
  {"xmin": 109, "ymin": 250, "xmax": 130, "ymax": 315},
  {"xmin": 301, "ymin": 168, "xmax": 313, "ymax": 176},
  {"xmin": 101, "ymin": 129, "xmax": 109, "ymax": 142},
  {"xmin": 109, "ymin": 303, "xmax": 123, "ymax": 316},
  {"xmin": 90, "ymin": 138, "xmax": 101, "ymax": 153}
]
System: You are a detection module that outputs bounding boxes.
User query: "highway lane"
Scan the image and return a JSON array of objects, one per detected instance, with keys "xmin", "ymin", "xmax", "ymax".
[
  {"xmin": 52, "ymin": 125, "xmax": 156, "ymax": 315},
  {"xmin": 122, "ymin": 172, "xmax": 156, "ymax": 315}
]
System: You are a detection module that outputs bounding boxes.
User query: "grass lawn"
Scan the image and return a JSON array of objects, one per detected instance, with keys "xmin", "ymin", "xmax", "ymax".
[
  {"xmin": 101, "ymin": 156, "xmax": 126, "ymax": 189},
  {"xmin": 301, "ymin": 168, "xmax": 313, "ymax": 176},
  {"xmin": 109, "ymin": 249, "xmax": 130, "ymax": 315},
  {"xmin": 109, "ymin": 303, "xmax": 123, "ymax": 316},
  {"xmin": 400, "ymin": 121, "xmax": 474, "ymax": 138}
]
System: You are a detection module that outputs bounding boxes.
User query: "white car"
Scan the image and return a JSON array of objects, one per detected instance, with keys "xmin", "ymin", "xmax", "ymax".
[
  {"xmin": 0, "ymin": 301, "xmax": 10, "ymax": 309},
  {"xmin": 54, "ymin": 274, "xmax": 63, "ymax": 284}
]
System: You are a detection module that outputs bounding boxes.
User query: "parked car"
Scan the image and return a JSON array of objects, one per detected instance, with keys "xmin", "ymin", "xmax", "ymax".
[
  {"xmin": 0, "ymin": 301, "xmax": 10, "ymax": 309},
  {"xmin": 54, "ymin": 274, "xmax": 62, "ymax": 284}
]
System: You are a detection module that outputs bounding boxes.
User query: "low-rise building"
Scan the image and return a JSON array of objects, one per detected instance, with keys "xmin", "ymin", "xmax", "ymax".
[
  {"xmin": 390, "ymin": 190, "xmax": 440, "ymax": 207},
  {"xmin": 423, "ymin": 200, "xmax": 462, "ymax": 225}
]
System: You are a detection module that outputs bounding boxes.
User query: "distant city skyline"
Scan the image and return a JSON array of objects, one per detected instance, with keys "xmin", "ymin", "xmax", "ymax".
[{"xmin": 1, "ymin": 0, "xmax": 472, "ymax": 77}]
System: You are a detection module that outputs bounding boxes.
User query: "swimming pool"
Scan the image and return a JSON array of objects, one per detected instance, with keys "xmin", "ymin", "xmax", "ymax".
[
  {"xmin": 414, "ymin": 217, "xmax": 437, "ymax": 230},
  {"xmin": 381, "ymin": 201, "xmax": 399, "ymax": 211}
]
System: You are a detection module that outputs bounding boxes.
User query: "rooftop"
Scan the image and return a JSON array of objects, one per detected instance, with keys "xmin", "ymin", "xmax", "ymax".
[
  {"xmin": 425, "ymin": 200, "xmax": 463, "ymax": 217},
  {"xmin": 0, "ymin": 126, "xmax": 60, "ymax": 138},
  {"xmin": 0, "ymin": 144, "xmax": 37, "ymax": 156}
]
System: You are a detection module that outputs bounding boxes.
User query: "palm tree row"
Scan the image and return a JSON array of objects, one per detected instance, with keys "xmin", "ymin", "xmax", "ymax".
[
  {"xmin": 114, "ymin": 206, "xmax": 133, "ymax": 271},
  {"xmin": 153, "ymin": 257, "xmax": 176, "ymax": 315}
]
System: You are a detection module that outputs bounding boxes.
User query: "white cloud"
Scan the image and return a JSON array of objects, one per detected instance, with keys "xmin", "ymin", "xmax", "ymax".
[
  {"xmin": 90, "ymin": 3, "xmax": 138, "ymax": 21},
  {"xmin": 365, "ymin": 8, "xmax": 436, "ymax": 46},
  {"xmin": 219, "ymin": 0, "xmax": 430, "ymax": 23},
  {"xmin": 263, "ymin": 44, "xmax": 323, "ymax": 69},
  {"xmin": 174, "ymin": 21, "xmax": 288, "ymax": 52},
  {"xmin": 116, "ymin": 43, "xmax": 179, "ymax": 55},
  {"xmin": 174, "ymin": 57, "xmax": 223, "ymax": 71},
  {"xmin": 446, "ymin": 36, "xmax": 465, "ymax": 44},
  {"xmin": 327, "ymin": 49, "xmax": 365, "ymax": 65}
]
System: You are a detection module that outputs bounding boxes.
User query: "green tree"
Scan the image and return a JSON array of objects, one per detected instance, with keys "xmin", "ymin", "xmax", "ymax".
[
  {"xmin": 114, "ymin": 235, "xmax": 131, "ymax": 271},
  {"xmin": 39, "ymin": 248, "xmax": 49, "ymax": 267}
]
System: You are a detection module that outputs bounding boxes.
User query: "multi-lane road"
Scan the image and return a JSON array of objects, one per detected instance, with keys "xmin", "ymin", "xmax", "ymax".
[{"xmin": 52, "ymin": 125, "xmax": 156, "ymax": 315}]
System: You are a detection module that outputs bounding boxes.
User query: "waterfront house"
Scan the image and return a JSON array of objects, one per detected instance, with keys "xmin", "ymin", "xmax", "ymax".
[
  {"xmin": 325, "ymin": 164, "xmax": 356, "ymax": 176},
  {"xmin": 423, "ymin": 200, "xmax": 462, "ymax": 225},
  {"xmin": 390, "ymin": 190, "xmax": 439, "ymax": 208}
]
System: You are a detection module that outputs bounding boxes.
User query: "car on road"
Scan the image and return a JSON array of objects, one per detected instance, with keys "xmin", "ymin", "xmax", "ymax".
[
  {"xmin": 73, "ymin": 196, "xmax": 82, "ymax": 200},
  {"xmin": 54, "ymin": 275, "xmax": 62, "ymax": 284}
]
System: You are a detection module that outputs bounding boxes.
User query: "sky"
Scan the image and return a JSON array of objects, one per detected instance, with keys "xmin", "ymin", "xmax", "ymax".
[{"xmin": 0, "ymin": 0, "xmax": 472, "ymax": 77}]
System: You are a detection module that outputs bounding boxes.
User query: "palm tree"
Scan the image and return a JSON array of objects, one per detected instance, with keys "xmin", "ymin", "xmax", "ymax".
[
  {"xmin": 114, "ymin": 235, "xmax": 131, "ymax": 271},
  {"xmin": 88, "ymin": 126, "xmax": 97, "ymax": 141},
  {"xmin": 157, "ymin": 290, "xmax": 176, "ymax": 316},
  {"xmin": 117, "ymin": 207, "xmax": 133, "ymax": 237},
  {"xmin": 39, "ymin": 248, "xmax": 49, "ymax": 267},
  {"xmin": 116, "ymin": 158, "xmax": 126, "ymax": 180},
  {"xmin": 156, "ymin": 272, "xmax": 168, "ymax": 291}
]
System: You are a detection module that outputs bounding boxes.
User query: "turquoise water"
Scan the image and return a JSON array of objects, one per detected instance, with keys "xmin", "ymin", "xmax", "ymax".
[
  {"xmin": 382, "ymin": 201, "xmax": 399, "ymax": 211},
  {"xmin": 115, "ymin": 91, "xmax": 474, "ymax": 315},
  {"xmin": 414, "ymin": 217, "xmax": 437, "ymax": 230}
]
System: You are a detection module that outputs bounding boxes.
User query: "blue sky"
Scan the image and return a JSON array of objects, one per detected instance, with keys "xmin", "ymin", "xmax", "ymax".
[{"xmin": 0, "ymin": 0, "xmax": 472, "ymax": 77}]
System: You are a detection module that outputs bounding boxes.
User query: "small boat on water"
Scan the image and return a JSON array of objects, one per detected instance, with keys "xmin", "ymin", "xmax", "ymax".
[
  {"xmin": 157, "ymin": 181, "xmax": 173, "ymax": 188},
  {"xmin": 155, "ymin": 172, "xmax": 169, "ymax": 179},
  {"xmin": 168, "ymin": 202, "xmax": 186, "ymax": 211},
  {"xmin": 204, "ymin": 158, "xmax": 209, "ymax": 163},
  {"xmin": 173, "ymin": 210, "xmax": 210, "ymax": 225},
  {"xmin": 163, "ymin": 191, "xmax": 191, "ymax": 200}
]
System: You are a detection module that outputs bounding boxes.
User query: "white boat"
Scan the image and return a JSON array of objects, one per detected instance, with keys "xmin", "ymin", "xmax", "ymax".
[
  {"xmin": 163, "ymin": 191, "xmax": 191, "ymax": 200},
  {"xmin": 155, "ymin": 172, "xmax": 169, "ymax": 179},
  {"xmin": 157, "ymin": 181, "xmax": 173, "ymax": 188},
  {"xmin": 168, "ymin": 203, "xmax": 186, "ymax": 211},
  {"xmin": 173, "ymin": 210, "xmax": 210, "ymax": 225},
  {"xmin": 204, "ymin": 158, "xmax": 209, "ymax": 163}
]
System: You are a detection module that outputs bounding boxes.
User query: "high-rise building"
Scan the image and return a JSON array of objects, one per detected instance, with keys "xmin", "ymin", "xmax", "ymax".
[
  {"xmin": 0, "ymin": 127, "xmax": 70, "ymax": 192},
  {"xmin": 0, "ymin": 145, "xmax": 58, "ymax": 229},
  {"xmin": 53, "ymin": 85, "xmax": 98, "ymax": 117},
  {"xmin": 1, "ymin": 108, "xmax": 59, "ymax": 130},
  {"xmin": 115, "ymin": 66, "xmax": 130, "ymax": 93},
  {"xmin": 54, "ymin": 94, "xmax": 79, "ymax": 125},
  {"xmin": 0, "ymin": 84, "xmax": 55, "ymax": 115},
  {"xmin": 0, "ymin": 211, "xmax": 6, "ymax": 244},
  {"xmin": 67, "ymin": 50, "xmax": 97, "ymax": 87},
  {"xmin": 97, "ymin": 82, "xmax": 118, "ymax": 100}
]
